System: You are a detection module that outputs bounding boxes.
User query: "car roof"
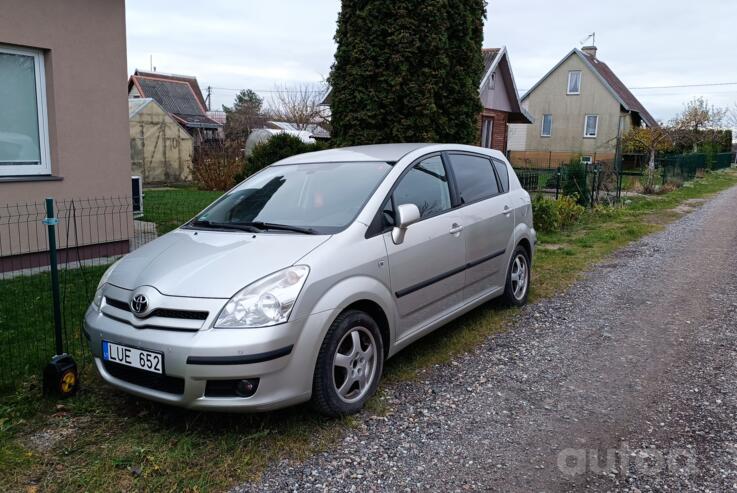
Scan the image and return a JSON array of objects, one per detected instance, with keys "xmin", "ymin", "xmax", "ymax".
[{"xmin": 272, "ymin": 143, "xmax": 436, "ymax": 165}]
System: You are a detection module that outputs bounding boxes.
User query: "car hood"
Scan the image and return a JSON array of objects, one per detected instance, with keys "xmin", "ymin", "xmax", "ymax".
[{"xmin": 108, "ymin": 229, "xmax": 330, "ymax": 298}]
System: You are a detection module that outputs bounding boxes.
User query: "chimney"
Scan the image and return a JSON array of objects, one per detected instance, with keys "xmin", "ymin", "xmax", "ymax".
[{"xmin": 581, "ymin": 45, "xmax": 597, "ymax": 59}]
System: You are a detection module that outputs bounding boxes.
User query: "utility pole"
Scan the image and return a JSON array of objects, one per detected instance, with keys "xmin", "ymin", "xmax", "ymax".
[{"xmin": 206, "ymin": 86, "xmax": 212, "ymax": 111}]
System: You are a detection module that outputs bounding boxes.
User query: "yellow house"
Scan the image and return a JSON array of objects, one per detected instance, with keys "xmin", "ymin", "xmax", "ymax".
[{"xmin": 509, "ymin": 46, "xmax": 656, "ymax": 167}]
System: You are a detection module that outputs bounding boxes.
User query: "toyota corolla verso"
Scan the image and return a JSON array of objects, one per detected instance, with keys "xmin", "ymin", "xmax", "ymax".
[{"xmin": 85, "ymin": 143, "xmax": 535, "ymax": 416}]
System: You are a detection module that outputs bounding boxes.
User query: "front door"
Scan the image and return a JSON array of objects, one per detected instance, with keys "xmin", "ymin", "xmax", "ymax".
[
  {"xmin": 446, "ymin": 152, "xmax": 514, "ymax": 299},
  {"xmin": 382, "ymin": 155, "xmax": 466, "ymax": 339}
]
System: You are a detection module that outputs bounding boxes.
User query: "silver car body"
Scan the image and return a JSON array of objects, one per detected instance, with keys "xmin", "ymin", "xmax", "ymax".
[{"xmin": 85, "ymin": 143, "xmax": 536, "ymax": 411}]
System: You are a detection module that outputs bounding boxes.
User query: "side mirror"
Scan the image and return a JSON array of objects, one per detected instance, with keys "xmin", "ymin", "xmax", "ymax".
[{"xmin": 391, "ymin": 203, "xmax": 421, "ymax": 244}]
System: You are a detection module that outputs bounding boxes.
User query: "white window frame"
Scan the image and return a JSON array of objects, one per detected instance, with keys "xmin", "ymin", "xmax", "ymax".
[
  {"xmin": 567, "ymin": 70, "xmax": 582, "ymax": 95},
  {"xmin": 481, "ymin": 117, "xmax": 493, "ymax": 148},
  {"xmin": 0, "ymin": 44, "xmax": 51, "ymax": 177},
  {"xmin": 540, "ymin": 114, "xmax": 552, "ymax": 137},
  {"xmin": 583, "ymin": 114, "xmax": 599, "ymax": 138},
  {"xmin": 580, "ymin": 155, "xmax": 592, "ymax": 165}
]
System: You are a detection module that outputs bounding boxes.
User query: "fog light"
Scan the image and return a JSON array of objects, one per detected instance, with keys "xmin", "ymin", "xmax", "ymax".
[{"xmin": 235, "ymin": 378, "xmax": 259, "ymax": 397}]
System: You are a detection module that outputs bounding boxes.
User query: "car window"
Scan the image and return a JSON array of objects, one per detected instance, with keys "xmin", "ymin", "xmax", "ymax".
[
  {"xmin": 193, "ymin": 161, "xmax": 392, "ymax": 234},
  {"xmin": 448, "ymin": 154, "xmax": 499, "ymax": 204},
  {"xmin": 493, "ymin": 159, "xmax": 509, "ymax": 193},
  {"xmin": 393, "ymin": 155, "xmax": 451, "ymax": 219}
]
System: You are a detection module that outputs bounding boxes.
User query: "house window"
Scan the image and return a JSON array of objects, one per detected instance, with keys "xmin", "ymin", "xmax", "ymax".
[
  {"xmin": 481, "ymin": 117, "xmax": 493, "ymax": 148},
  {"xmin": 580, "ymin": 155, "xmax": 592, "ymax": 165},
  {"xmin": 541, "ymin": 114, "xmax": 552, "ymax": 137},
  {"xmin": 0, "ymin": 44, "xmax": 50, "ymax": 176},
  {"xmin": 567, "ymin": 70, "xmax": 582, "ymax": 94},
  {"xmin": 584, "ymin": 114, "xmax": 598, "ymax": 138}
]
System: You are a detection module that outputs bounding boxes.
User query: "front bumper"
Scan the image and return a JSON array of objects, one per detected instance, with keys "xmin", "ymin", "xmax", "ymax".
[{"xmin": 84, "ymin": 304, "xmax": 336, "ymax": 411}]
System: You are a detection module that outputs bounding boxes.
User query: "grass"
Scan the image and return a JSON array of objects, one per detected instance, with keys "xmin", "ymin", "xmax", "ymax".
[
  {"xmin": 1, "ymin": 168, "xmax": 736, "ymax": 492},
  {"xmin": 140, "ymin": 188, "xmax": 223, "ymax": 234}
]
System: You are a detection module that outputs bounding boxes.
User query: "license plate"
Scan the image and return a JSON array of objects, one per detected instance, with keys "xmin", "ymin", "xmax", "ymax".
[{"xmin": 102, "ymin": 341, "xmax": 163, "ymax": 374}]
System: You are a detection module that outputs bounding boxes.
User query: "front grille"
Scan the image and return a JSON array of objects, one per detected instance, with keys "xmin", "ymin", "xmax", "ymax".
[
  {"xmin": 106, "ymin": 297, "xmax": 130, "ymax": 312},
  {"xmin": 150, "ymin": 308, "xmax": 208, "ymax": 320},
  {"xmin": 103, "ymin": 361, "xmax": 185, "ymax": 395},
  {"xmin": 105, "ymin": 297, "xmax": 208, "ymax": 320}
]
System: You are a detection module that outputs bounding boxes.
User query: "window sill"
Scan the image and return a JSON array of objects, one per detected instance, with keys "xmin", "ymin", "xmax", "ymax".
[
  {"xmin": 0, "ymin": 175, "xmax": 63, "ymax": 183},
  {"xmin": 566, "ymin": 92, "xmax": 581, "ymax": 96},
  {"xmin": 583, "ymin": 136, "xmax": 597, "ymax": 139}
]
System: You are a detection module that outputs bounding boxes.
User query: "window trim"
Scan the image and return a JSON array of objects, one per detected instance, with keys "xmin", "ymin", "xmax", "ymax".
[
  {"xmin": 445, "ymin": 151, "xmax": 504, "ymax": 206},
  {"xmin": 567, "ymin": 70, "xmax": 582, "ymax": 95},
  {"xmin": 540, "ymin": 114, "xmax": 552, "ymax": 137},
  {"xmin": 481, "ymin": 116, "xmax": 494, "ymax": 148},
  {"xmin": 0, "ymin": 44, "xmax": 51, "ymax": 176},
  {"xmin": 583, "ymin": 114, "xmax": 599, "ymax": 138}
]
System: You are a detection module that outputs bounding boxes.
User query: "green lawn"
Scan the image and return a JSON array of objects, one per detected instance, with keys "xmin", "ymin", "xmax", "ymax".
[
  {"xmin": 140, "ymin": 188, "xmax": 223, "ymax": 234},
  {"xmin": 1, "ymin": 169, "xmax": 735, "ymax": 492}
]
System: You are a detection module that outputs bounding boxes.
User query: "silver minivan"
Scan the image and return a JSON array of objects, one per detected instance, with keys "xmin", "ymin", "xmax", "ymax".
[{"xmin": 85, "ymin": 144, "xmax": 536, "ymax": 416}]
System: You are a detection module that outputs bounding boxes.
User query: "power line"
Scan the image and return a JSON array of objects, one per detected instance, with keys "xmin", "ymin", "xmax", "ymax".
[{"xmin": 629, "ymin": 82, "xmax": 737, "ymax": 90}]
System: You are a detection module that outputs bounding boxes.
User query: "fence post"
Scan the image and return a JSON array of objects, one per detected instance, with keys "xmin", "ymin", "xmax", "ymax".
[
  {"xmin": 44, "ymin": 197, "xmax": 63, "ymax": 356},
  {"xmin": 42, "ymin": 198, "xmax": 79, "ymax": 398},
  {"xmin": 555, "ymin": 166, "xmax": 561, "ymax": 200}
]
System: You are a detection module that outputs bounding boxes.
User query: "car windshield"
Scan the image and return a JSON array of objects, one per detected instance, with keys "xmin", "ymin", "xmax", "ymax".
[{"xmin": 190, "ymin": 161, "xmax": 392, "ymax": 234}]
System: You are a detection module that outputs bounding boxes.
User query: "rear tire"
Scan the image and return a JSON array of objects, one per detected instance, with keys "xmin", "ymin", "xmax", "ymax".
[
  {"xmin": 311, "ymin": 310, "xmax": 384, "ymax": 417},
  {"xmin": 501, "ymin": 245, "xmax": 531, "ymax": 306}
]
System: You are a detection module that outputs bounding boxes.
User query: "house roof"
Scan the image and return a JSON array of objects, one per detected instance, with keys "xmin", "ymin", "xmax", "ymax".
[
  {"xmin": 521, "ymin": 48, "xmax": 657, "ymax": 127},
  {"xmin": 133, "ymin": 70, "xmax": 207, "ymax": 108},
  {"xmin": 480, "ymin": 46, "xmax": 533, "ymax": 124},
  {"xmin": 267, "ymin": 121, "xmax": 331, "ymax": 139},
  {"xmin": 128, "ymin": 72, "xmax": 221, "ymax": 129}
]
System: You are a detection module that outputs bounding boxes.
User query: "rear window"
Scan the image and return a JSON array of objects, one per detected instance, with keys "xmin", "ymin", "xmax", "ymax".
[
  {"xmin": 448, "ymin": 154, "xmax": 499, "ymax": 204},
  {"xmin": 493, "ymin": 159, "xmax": 510, "ymax": 193}
]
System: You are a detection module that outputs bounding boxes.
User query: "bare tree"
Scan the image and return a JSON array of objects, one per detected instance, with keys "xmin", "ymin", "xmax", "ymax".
[
  {"xmin": 670, "ymin": 97, "xmax": 728, "ymax": 152},
  {"xmin": 267, "ymin": 82, "xmax": 330, "ymax": 130},
  {"xmin": 726, "ymin": 102, "xmax": 737, "ymax": 132}
]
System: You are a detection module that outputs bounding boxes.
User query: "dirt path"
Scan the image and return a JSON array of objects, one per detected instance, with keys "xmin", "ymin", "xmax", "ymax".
[{"xmin": 242, "ymin": 184, "xmax": 737, "ymax": 492}]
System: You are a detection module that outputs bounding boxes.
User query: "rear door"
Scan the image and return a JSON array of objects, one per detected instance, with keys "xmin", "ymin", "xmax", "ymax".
[
  {"xmin": 381, "ymin": 154, "xmax": 467, "ymax": 338},
  {"xmin": 446, "ymin": 152, "xmax": 514, "ymax": 300}
]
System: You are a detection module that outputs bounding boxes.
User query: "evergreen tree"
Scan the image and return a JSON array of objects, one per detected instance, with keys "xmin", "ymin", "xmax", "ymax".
[
  {"xmin": 222, "ymin": 89, "xmax": 265, "ymax": 142},
  {"xmin": 329, "ymin": 0, "xmax": 485, "ymax": 145}
]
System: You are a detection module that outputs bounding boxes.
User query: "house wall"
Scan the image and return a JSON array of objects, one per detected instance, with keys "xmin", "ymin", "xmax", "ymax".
[
  {"xmin": 0, "ymin": 0, "xmax": 130, "ymax": 202},
  {"xmin": 522, "ymin": 54, "xmax": 629, "ymax": 157},
  {"xmin": 130, "ymin": 102, "xmax": 193, "ymax": 184},
  {"xmin": 480, "ymin": 64, "xmax": 514, "ymax": 112},
  {"xmin": 0, "ymin": 0, "xmax": 131, "ymax": 260},
  {"xmin": 479, "ymin": 109, "xmax": 509, "ymax": 153}
]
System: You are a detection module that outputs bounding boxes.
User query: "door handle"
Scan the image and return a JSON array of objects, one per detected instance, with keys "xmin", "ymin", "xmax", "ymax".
[
  {"xmin": 449, "ymin": 223, "xmax": 464, "ymax": 235},
  {"xmin": 503, "ymin": 205, "xmax": 512, "ymax": 216}
]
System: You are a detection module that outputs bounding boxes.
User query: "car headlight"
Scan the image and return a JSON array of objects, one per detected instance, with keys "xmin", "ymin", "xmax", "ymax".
[
  {"xmin": 92, "ymin": 260, "xmax": 120, "ymax": 309},
  {"xmin": 215, "ymin": 265, "xmax": 310, "ymax": 328}
]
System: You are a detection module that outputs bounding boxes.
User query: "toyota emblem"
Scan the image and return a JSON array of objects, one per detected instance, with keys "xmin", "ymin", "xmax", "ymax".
[{"xmin": 130, "ymin": 294, "xmax": 148, "ymax": 316}]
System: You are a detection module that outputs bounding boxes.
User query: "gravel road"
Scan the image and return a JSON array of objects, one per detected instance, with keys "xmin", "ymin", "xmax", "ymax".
[{"xmin": 242, "ymin": 184, "xmax": 737, "ymax": 492}]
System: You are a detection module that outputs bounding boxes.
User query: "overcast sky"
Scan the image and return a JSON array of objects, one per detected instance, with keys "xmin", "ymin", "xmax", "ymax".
[{"xmin": 126, "ymin": 0, "xmax": 737, "ymax": 123}]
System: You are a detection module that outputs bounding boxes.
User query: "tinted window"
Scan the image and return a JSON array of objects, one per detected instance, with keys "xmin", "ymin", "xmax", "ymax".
[
  {"xmin": 493, "ymin": 159, "xmax": 509, "ymax": 193},
  {"xmin": 193, "ymin": 161, "xmax": 392, "ymax": 234},
  {"xmin": 448, "ymin": 154, "xmax": 499, "ymax": 204},
  {"xmin": 393, "ymin": 155, "xmax": 451, "ymax": 219}
]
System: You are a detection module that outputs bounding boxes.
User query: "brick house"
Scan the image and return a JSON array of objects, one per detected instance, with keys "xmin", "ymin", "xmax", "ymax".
[{"xmin": 478, "ymin": 46, "xmax": 532, "ymax": 153}]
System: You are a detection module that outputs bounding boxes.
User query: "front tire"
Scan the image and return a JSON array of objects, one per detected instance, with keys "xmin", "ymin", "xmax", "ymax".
[
  {"xmin": 311, "ymin": 310, "xmax": 384, "ymax": 417},
  {"xmin": 501, "ymin": 245, "xmax": 531, "ymax": 306}
]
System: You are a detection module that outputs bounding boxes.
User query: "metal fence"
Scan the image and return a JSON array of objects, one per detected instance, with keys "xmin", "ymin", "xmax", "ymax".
[
  {"xmin": 513, "ymin": 152, "xmax": 734, "ymax": 205},
  {"xmin": 0, "ymin": 194, "xmax": 215, "ymax": 392}
]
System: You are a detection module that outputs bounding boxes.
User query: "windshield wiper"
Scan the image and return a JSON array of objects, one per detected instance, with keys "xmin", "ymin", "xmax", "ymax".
[
  {"xmin": 241, "ymin": 221, "xmax": 316, "ymax": 235},
  {"xmin": 190, "ymin": 220, "xmax": 261, "ymax": 233}
]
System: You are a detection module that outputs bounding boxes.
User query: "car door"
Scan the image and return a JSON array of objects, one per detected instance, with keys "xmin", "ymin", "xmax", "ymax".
[
  {"xmin": 382, "ymin": 154, "xmax": 466, "ymax": 338},
  {"xmin": 446, "ymin": 152, "xmax": 514, "ymax": 300}
]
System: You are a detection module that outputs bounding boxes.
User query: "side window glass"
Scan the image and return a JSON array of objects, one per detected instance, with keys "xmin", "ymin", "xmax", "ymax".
[
  {"xmin": 493, "ymin": 159, "xmax": 509, "ymax": 193},
  {"xmin": 393, "ymin": 155, "xmax": 451, "ymax": 219},
  {"xmin": 448, "ymin": 154, "xmax": 499, "ymax": 204}
]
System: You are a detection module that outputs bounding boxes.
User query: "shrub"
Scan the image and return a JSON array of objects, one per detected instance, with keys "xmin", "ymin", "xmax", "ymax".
[
  {"xmin": 562, "ymin": 159, "xmax": 590, "ymax": 205},
  {"xmin": 191, "ymin": 143, "xmax": 243, "ymax": 191},
  {"xmin": 532, "ymin": 194, "xmax": 585, "ymax": 233},
  {"xmin": 556, "ymin": 195, "xmax": 585, "ymax": 228},
  {"xmin": 238, "ymin": 133, "xmax": 326, "ymax": 181},
  {"xmin": 532, "ymin": 195, "xmax": 559, "ymax": 233}
]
